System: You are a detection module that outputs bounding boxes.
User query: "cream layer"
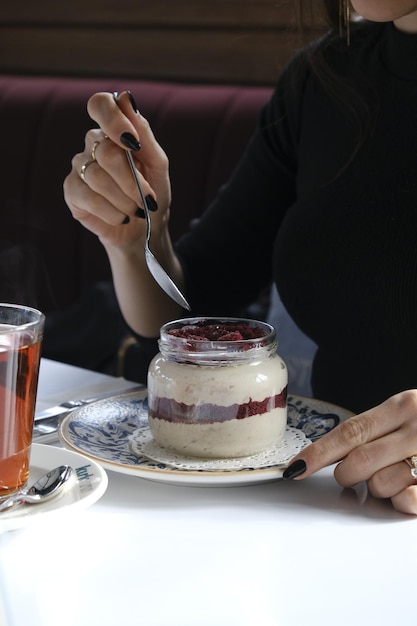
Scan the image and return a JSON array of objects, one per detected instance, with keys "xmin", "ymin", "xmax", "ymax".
[
  {"xmin": 148, "ymin": 407, "xmax": 287, "ymax": 458},
  {"xmin": 148, "ymin": 353, "xmax": 287, "ymax": 405}
]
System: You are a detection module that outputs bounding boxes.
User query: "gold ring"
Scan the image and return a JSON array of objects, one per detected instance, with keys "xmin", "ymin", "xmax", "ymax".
[
  {"xmin": 80, "ymin": 158, "xmax": 96, "ymax": 183},
  {"xmin": 91, "ymin": 140, "xmax": 100, "ymax": 161},
  {"xmin": 404, "ymin": 455, "xmax": 417, "ymax": 479}
]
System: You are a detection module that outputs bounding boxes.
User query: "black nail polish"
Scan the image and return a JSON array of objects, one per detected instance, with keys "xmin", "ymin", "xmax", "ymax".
[
  {"xmin": 135, "ymin": 207, "xmax": 145, "ymax": 219},
  {"xmin": 120, "ymin": 132, "xmax": 141, "ymax": 151},
  {"xmin": 128, "ymin": 91, "xmax": 139, "ymax": 113},
  {"xmin": 145, "ymin": 195, "xmax": 158, "ymax": 212},
  {"xmin": 282, "ymin": 459, "xmax": 307, "ymax": 480},
  {"xmin": 122, "ymin": 215, "xmax": 130, "ymax": 224}
]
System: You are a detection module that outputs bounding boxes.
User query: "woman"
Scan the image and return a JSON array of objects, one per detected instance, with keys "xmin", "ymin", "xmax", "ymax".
[{"xmin": 63, "ymin": 0, "xmax": 417, "ymax": 514}]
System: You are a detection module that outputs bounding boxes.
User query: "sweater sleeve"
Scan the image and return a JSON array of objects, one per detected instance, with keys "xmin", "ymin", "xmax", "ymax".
[{"xmin": 174, "ymin": 56, "xmax": 307, "ymax": 317}]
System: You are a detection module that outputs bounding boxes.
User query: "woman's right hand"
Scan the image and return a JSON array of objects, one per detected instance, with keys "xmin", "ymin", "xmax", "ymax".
[
  {"xmin": 63, "ymin": 90, "xmax": 172, "ymax": 252},
  {"xmin": 64, "ymin": 91, "xmax": 185, "ymax": 337}
]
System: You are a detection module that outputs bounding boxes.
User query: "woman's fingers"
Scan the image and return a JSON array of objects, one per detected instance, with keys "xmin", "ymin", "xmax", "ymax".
[
  {"xmin": 284, "ymin": 391, "xmax": 417, "ymax": 479},
  {"xmin": 66, "ymin": 130, "xmax": 156, "ymax": 220},
  {"xmin": 86, "ymin": 91, "xmax": 171, "ymax": 216},
  {"xmin": 333, "ymin": 426, "xmax": 410, "ymax": 488},
  {"xmin": 367, "ymin": 460, "xmax": 417, "ymax": 498},
  {"xmin": 391, "ymin": 485, "xmax": 417, "ymax": 515},
  {"xmin": 76, "ymin": 90, "xmax": 171, "ymax": 214},
  {"xmin": 87, "ymin": 91, "xmax": 168, "ymax": 170},
  {"xmin": 64, "ymin": 164, "xmax": 150, "ymax": 250},
  {"xmin": 283, "ymin": 391, "xmax": 417, "ymax": 514},
  {"xmin": 113, "ymin": 91, "xmax": 169, "ymax": 171},
  {"xmin": 85, "ymin": 133, "xmax": 155, "ymax": 207},
  {"xmin": 87, "ymin": 92, "xmax": 140, "ymax": 151},
  {"xmin": 64, "ymin": 164, "xmax": 128, "ymax": 229},
  {"xmin": 284, "ymin": 407, "xmax": 393, "ymax": 480}
]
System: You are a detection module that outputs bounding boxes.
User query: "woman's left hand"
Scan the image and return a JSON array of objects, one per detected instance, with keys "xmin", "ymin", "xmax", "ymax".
[{"xmin": 283, "ymin": 390, "xmax": 417, "ymax": 514}]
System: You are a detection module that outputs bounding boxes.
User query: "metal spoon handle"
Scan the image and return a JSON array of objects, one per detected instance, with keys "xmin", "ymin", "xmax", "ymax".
[
  {"xmin": 124, "ymin": 151, "xmax": 191, "ymax": 311},
  {"xmin": 125, "ymin": 151, "xmax": 151, "ymax": 243},
  {"xmin": 113, "ymin": 90, "xmax": 190, "ymax": 310}
]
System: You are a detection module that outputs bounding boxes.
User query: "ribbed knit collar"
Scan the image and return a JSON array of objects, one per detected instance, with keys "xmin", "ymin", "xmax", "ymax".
[{"xmin": 379, "ymin": 21, "xmax": 417, "ymax": 81}]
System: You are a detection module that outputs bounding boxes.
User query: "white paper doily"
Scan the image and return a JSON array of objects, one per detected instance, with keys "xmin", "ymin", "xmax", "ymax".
[{"xmin": 129, "ymin": 425, "xmax": 311, "ymax": 471}]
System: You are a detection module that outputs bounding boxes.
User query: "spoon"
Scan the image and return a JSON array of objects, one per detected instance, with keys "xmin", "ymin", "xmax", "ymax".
[
  {"xmin": 125, "ymin": 150, "xmax": 191, "ymax": 311},
  {"xmin": 112, "ymin": 92, "xmax": 190, "ymax": 311},
  {"xmin": 0, "ymin": 465, "xmax": 73, "ymax": 513}
]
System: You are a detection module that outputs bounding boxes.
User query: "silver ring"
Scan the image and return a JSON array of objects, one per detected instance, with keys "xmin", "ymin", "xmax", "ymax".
[
  {"xmin": 404, "ymin": 455, "xmax": 417, "ymax": 479},
  {"xmin": 80, "ymin": 158, "xmax": 96, "ymax": 183}
]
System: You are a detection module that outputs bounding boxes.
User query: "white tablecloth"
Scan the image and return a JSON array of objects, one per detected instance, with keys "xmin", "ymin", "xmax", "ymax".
[{"xmin": 1, "ymin": 359, "xmax": 416, "ymax": 626}]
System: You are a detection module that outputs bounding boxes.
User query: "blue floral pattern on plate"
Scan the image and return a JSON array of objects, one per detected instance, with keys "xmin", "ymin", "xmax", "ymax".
[
  {"xmin": 287, "ymin": 396, "xmax": 350, "ymax": 442},
  {"xmin": 59, "ymin": 390, "xmax": 353, "ymax": 486}
]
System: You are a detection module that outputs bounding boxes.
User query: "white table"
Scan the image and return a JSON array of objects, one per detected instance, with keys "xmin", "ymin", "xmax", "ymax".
[{"xmin": 1, "ymin": 359, "xmax": 416, "ymax": 626}]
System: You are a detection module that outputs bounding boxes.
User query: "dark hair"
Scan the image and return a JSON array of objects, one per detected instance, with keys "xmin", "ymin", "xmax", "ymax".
[
  {"xmin": 293, "ymin": 0, "xmax": 348, "ymax": 38},
  {"xmin": 292, "ymin": 0, "xmax": 372, "ymax": 175},
  {"xmin": 323, "ymin": 0, "xmax": 346, "ymax": 31}
]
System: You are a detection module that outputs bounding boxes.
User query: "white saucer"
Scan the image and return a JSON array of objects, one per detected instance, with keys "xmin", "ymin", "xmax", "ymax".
[{"xmin": 0, "ymin": 444, "xmax": 108, "ymax": 532}]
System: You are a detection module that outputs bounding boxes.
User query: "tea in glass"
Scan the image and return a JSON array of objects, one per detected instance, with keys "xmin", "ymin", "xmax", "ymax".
[{"xmin": 0, "ymin": 304, "xmax": 44, "ymax": 500}]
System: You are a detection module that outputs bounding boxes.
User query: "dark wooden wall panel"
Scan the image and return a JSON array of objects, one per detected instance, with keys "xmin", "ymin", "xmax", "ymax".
[
  {"xmin": 0, "ymin": 1, "xmax": 325, "ymax": 85},
  {"xmin": 0, "ymin": 0, "xmax": 296, "ymax": 25}
]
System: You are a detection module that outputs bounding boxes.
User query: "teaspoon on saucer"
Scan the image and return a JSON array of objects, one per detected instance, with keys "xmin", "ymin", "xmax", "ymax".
[{"xmin": 0, "ymin": 465, "xmax": 73, "ymax": 513}]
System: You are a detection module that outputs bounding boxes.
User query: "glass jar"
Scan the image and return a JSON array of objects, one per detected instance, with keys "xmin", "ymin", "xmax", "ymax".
[{"xmin": 147, "ymin": 317, "xmax": 287, "ymax": 458}]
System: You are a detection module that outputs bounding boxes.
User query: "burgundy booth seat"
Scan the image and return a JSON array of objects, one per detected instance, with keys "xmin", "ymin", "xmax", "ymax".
[{"xmin": 0, "ymin": 75, "xmax": 272, "ymax": 315}]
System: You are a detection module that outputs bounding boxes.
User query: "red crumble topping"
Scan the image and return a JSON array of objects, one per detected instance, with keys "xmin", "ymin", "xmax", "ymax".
[{"xmin": 168, "ymin": 322, "xmax": 266, "ymax": 342}]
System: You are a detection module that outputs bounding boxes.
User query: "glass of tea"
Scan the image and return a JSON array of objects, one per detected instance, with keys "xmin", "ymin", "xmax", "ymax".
[{"xmin": 0, "ymin": 303, "xmax": 44, "ymax": 502}]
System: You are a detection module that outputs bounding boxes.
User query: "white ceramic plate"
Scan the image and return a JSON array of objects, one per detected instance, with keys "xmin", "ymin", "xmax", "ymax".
[
  {"xmin": 0, "ymin": 444, "xmax": 108, "ymax": 532},
  {"xmin": 59, "ymin": 390, "xmax": 353, "ymax": 487}
]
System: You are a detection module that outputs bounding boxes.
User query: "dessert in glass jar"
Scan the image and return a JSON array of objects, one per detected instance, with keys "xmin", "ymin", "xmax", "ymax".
[{"xmin": 147, "ymin": 317, "xmax": 288, "ymax": 458}]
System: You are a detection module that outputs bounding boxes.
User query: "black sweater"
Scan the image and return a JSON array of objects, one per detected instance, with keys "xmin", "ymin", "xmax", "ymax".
[{"xmin": 175, "ymin": 22, "xmax": 417, "ymax": 413}]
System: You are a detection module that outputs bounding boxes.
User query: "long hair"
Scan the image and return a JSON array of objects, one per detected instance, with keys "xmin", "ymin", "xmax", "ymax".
[
  {"xmin": 293, "ymin": 0, "xmax": 372, "ymax": 174},
  {"xmin": 293, "ymin": 0, "xmax": 349, "ymax": 38}
]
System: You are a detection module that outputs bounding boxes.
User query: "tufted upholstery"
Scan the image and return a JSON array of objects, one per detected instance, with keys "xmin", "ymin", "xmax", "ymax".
[{"xmin": 0, "ymin": 74, "xmax": 272, "ymax": 314}]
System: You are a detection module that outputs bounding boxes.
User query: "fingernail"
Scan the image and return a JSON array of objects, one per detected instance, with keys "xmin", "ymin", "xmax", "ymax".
[
  {"xmin": 135, "ymin": 197, "xmax": 158, "ymax": 218},
  {"xmin": 120, "ymin": 132, "xmax": 141, "ymax": 151},
  {"xmin": 145, "ymin": 195, "xmax": 158, "ymax": 212},
  {"xmin": 122, "ymin": 215, "xmax": 130, "ymax": 224},
  {"xmin": 282, "ymin": 459, "xmax": 307, "ymax": 480},
  {"xmin": 128, "ymin": 91, "xmax": 139, "ymax": 113}
]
